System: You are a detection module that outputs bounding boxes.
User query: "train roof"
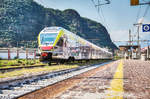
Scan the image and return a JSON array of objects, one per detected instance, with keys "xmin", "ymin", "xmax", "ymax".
[{"xmin": 40, "ymin": 27, "xmax": 62, "ymax": 33}]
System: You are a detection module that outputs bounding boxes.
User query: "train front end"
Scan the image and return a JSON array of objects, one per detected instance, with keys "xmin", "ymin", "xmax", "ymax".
[{"xmin": 38, "ymin": 27, "xmax": 62, "ymax": 62}]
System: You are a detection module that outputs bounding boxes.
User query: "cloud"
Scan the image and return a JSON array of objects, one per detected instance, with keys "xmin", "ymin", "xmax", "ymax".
[
  {"xmin": 109, "ymin": 30, "xmax": 130, "ymax": 46},
  {"xmin": 110, "ymin": 18, "xmax": 150, "ymax": 47},
  {"xmin": 109, "ymin": 30, "xmax": 129, "ymax": 41}
]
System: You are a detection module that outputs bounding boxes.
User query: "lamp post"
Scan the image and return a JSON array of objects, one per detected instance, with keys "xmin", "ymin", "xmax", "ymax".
[{"xmin": 133, "ymin": 23, "xmax": 142, "ymax": 59}]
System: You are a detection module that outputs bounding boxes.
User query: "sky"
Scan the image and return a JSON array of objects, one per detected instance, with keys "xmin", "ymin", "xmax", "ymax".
[{"xmin": 34, "ymin": 0, "xmax": 150, "ymax": 47}]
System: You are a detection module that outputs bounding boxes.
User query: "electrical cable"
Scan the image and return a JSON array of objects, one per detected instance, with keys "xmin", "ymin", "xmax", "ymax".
[
  {"xmin": 91, "ymin": 0, "xmax": 104, "ymax": 24},
  {"xmin": 99, "ymin": 5, "xmax": 111, "ymax": 31},
  {"xmin": 135, "ymin": 5, "xmax": 141, "ymax": 23},
  {"xmin": 143, "ymin": 5, "xmax": 150, "ymax": 17},
  {"xmin": 132, "ymin": 5, "xmax": 141, "ymax": 37},
  {"xmin": 90, "ymin": 0, "xmax": 110, "ymax": 31}
]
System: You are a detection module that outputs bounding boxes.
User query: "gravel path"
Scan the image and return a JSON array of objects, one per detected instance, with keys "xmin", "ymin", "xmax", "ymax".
[
  {"xmin": 18, "ymin": 61, "xmax": 117, "ymax": 99},
  {"xmin": 56, "ymin": 60, "xmax": 150, "ymax": 99},
  {"xmin": 18, "ymin": 60, "xmax": 150, "ymax": 99},
  {"xmin": 55, "ymin": 61, "xmax": 119, "ymax": 99},
  {"xmin": 123, "ymin": 60, "xmax": 150, "ymax": 99}
]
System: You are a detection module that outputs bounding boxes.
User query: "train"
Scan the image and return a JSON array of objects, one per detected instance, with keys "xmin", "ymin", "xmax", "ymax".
[{"xmin": 37, "ymin": 27, "xmax": 112, "ymax": 64}]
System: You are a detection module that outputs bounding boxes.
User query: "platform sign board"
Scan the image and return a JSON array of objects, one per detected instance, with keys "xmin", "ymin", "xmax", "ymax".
[
  {"xmin": 142, "ymin": 24, "xmax": 150, "ymax": 32},
  {"xmin": 130, "ymin": 0, "xmax": 139, "ymax": 6}
]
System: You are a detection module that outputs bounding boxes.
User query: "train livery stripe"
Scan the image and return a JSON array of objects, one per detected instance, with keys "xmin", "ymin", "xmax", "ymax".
[
  {"xmin": 38, "ymin": 33, "xmax": 41, "ymax": 46},
  {"xmin": 106, "ymin": 60, "xmax": 124, "ymax": 99},
  {"xmin": 53, "ymin": 30, "xmax": 64, "ymax": 47}
]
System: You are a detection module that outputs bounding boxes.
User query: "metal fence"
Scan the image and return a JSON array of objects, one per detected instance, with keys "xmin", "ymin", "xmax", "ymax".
[{"xmin": 0, "ymin": 48, "xmax": 38, "ymax": 59}]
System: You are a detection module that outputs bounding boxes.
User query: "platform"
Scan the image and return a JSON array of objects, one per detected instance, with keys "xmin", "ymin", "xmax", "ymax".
[
  {"xmin": 56, "ymin": 60, "xmax": 150, "ymax": 99},
  {"xmin": 19, "ymin": 60, "xmax": 150, "ymax": 99}
]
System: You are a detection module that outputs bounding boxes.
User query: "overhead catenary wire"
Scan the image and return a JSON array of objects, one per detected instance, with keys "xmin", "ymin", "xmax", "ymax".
[
  {"xmin": 135, "ymin": 5, "xmax": 141, "ymax": 23},
  {"xmin": 143, "ymin": 5, "xmax": 150, "ymax": 17},
  {"xmin": 132, "ymin": 5, "xmax": 142, "ymax": 38},
  {"xmin": 91, "ymin": 0, "xmax": 108, "ymax": 27},
  {"xmin": 133, "ymin": 3, "xmax": 150, "ymax": 38},
  {"xmin": 90, "ymin": 0, "xmax": 110, "ymax": 31},
  {"xmin": 97, "ymin": 0, "xmax": 109, "ymax": 28},
  {"xmin": 99, "ymin": 5, "xmax": 111, "ymax": 31},
  {"xmin": 91, "ymin": 0, "xmax": 104, "ymax": 23}
]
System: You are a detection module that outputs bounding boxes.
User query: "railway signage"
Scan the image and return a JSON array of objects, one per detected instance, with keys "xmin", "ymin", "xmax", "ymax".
[
  {"xmin": 130, "ymin": 0, "xmax": 139, "ymax": 6},
  {"xmin": 142, "ymin": 24, "xmax": 150, "ymax": 32}
]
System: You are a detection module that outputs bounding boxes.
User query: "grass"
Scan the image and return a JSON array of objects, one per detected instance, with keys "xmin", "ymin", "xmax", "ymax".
[
  {"xmin": 73, "ymin": 59, "xmax": 109, "ymax": 66},
  {"xmin": 114, "ymin": 55, "xmax": 122, "ymax": 60},
  {"xmin": 0, "ymin": 65, "xmax": 78, "ymax": 78},
  {"xmin": 0, "ymin": 59, "xmax": 111, "ymax": 78},
  {"xmin": 0, "ymin": 59, "xmax": 109, "ymax": 69},
  {"xmin": 0, "ymin": 59, "xmax": 44, "ymax": 69}
]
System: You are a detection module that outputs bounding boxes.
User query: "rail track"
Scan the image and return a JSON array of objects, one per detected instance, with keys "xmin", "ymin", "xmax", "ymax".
[
  {"xmin": 0, "ymin": 65, "xmax": 46, "ymax": 73},
  {"xmin": 0, "ymin": 61, "xmax": 112, "ymax": 99}
]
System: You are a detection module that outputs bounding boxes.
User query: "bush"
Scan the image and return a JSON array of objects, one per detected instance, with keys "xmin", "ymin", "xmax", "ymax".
[
  {"xmin": 17, "ymin": 59, "xmax": 22, "ymax": 64},
  {"xmin": 14, "ymin": 56, "xmax": 19, "ymax": 59},
  {"xmin": 0, "ymin": 61, "xmax": 2, "ymax": 67},
  {"xmin": 7, "ymin": 61, "xmax": 15, "ymax": 66},
  {"xmin": 25, "ymin": 60, "xmax": 33, "ymax": 65}
]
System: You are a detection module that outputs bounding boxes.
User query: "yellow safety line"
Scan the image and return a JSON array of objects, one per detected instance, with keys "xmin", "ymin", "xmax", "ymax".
[{"xmin": 105, "ymin": 60, "xmax": 124, "ymax": 99}]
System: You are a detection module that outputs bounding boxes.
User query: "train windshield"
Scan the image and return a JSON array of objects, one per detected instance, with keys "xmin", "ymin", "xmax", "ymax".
[{"xmin": 40, "ymin": 33, "xmax": 58, "ymax": 45}]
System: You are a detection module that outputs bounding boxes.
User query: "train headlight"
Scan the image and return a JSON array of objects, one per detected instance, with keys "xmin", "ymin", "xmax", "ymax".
[{"xmin": 41, "ymin": 53, "xmax": 48, "ymax": 57}]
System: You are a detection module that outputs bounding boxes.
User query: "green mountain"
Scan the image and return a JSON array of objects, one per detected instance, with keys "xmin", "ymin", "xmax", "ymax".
[{"xmin": 0, "ymin": 0, "xmax": 117, "ymax": 50}]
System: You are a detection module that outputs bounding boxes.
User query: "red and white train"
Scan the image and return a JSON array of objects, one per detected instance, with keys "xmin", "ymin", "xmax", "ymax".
[{"xmin": 38, "ymin": 27, "xmax": 112, "ymax": 64}]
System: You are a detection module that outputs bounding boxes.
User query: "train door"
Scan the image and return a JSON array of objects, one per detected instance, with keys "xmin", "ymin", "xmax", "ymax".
[
  {"xmin": 53, "ymin": 37, "xmax": 64, "ymax": 58},
  {"xmin": 62, "ymin": 35, "xmax": 69, "ymax": 59}
]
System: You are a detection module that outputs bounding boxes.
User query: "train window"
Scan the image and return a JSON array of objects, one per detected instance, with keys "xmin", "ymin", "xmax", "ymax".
[{"xmin": 57, "ymin": 37, "xmax": 63, "ymax": 47}]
